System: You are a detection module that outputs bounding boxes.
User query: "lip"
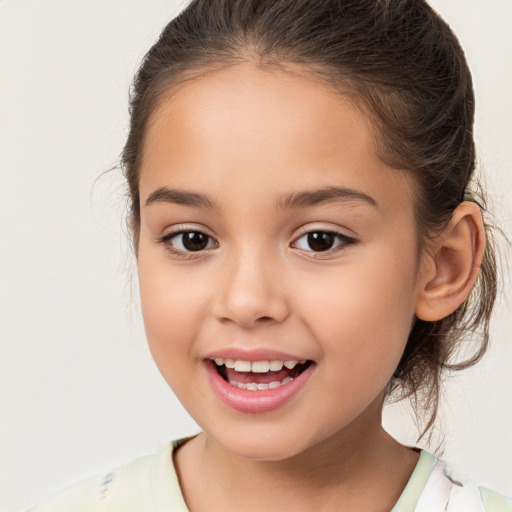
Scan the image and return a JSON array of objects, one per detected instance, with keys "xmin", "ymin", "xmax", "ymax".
[
  {"xmin": 204, "ymin": 348, "xmax": 308, "ymax": 362},
  {"xmin": 204, "ymin": 357, "xmax": 314, "ymax": 414}
]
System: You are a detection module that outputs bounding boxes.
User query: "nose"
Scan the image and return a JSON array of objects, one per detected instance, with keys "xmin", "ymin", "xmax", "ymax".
[{"xmin": 213, "ymin": 248, "xmax": 290, "ymax": 328}]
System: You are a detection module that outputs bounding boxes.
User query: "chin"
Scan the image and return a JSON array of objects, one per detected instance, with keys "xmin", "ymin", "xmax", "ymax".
[
  {"xmin": 204, "ymin": 423, "xmax": 326, "ymax": 462},
  {"xmin": 223, "ymin": 439, "xmax": 305, "ymax": 462}
]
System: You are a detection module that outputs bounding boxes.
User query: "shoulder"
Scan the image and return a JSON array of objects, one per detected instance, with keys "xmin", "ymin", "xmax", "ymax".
[
  {"xmin": 414, "ymin": 451, "xmax": 512, "ymax": 512},
  {"xmin": 479, "ymin": 487, "xmax": 512, "ymax": 512},
  {"xmin": 27, "ymin": 440, "xmax": 189, "ymax": 512},
  {"xmin": 26, "ymin": 474, "xmax": 103, "ymax": 512}
]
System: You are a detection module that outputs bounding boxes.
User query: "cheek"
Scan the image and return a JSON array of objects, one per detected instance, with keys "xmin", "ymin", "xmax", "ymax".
[
  {"xmin": 298, "ymin": 247, "xmax": 418, "ymax": 397},
  {"xmin": 137, "ymin": 255, "xmax": 208, "ymax": 372}
]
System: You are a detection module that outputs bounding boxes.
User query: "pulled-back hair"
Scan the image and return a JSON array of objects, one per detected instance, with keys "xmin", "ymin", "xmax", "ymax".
[{"xmin": 122, "ymin": 0, "xmax": 498, "ymax": 439}]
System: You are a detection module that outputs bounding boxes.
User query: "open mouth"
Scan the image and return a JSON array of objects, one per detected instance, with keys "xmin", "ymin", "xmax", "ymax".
[{"xmin": 211, "ymin": 358, "xmax": 313, "ymax": 391}]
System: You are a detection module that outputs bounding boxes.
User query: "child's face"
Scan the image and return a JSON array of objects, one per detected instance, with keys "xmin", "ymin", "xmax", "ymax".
[{"xmin": 137, "ymin": 64, "xmax": 424, "ymax": 460}]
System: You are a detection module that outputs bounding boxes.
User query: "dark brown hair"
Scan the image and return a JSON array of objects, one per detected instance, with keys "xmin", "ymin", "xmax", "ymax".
[{"xmin": 121, "ymin": 0, "xmax": 498, "ymax": 439}]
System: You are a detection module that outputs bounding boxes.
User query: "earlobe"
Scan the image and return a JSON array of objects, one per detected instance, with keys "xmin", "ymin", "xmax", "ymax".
[{"xmin": 415, "ymin": 202, "xmax": 485, "ymax": 322}]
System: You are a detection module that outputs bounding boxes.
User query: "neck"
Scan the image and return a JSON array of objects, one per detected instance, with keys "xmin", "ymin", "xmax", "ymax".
[{"xmin": 175, "ymin": 408, "xmax": 418, "ymax": 512}]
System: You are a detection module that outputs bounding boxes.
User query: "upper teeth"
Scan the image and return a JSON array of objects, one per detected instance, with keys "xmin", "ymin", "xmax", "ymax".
[{"xmin": 213, "ymin": 358, "xmax": 305, "ymax": 373}]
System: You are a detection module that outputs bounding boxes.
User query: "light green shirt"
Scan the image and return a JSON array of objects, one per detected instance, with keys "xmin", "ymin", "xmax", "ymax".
[{"xmin": 28, "ymin": 439, "xmax": 511, "ymax": 512}]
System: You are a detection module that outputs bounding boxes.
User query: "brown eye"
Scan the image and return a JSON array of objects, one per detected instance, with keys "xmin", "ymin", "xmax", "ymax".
[
  {"xmin": 306, "ymin": 232, "xmax": 336, "ymax": 251},
  {"xmin": 161, "ymin": 230, "xmax": 217, "ymax": 254},
  {"xmin": 293, "ymin": 230, "xmax": 355, "ymax": 253},
  {"xmin": 181, "ymin": 231, "xmax": 210, "ymax": 251}
]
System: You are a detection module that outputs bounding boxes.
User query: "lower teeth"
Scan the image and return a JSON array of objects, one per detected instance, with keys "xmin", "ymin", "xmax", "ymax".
[{"xmin": 229, "ymin": 377, "xmax": 293, "ymax": 391}]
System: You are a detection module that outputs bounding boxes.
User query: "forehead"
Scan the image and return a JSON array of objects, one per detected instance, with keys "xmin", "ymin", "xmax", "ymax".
[{"xmin": 139, "ymin": 63, "xmax": 415, "ymax": 214}]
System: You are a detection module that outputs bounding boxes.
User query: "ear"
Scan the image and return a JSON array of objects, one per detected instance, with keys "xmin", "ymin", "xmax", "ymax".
[{"xmin": 415, "ymin": 202, "xmax": 486, "ymax": 322}]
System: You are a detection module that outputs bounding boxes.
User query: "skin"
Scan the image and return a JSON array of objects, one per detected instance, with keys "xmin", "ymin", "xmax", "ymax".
[{"xmin": 136, "ymin": 64, "xmax": 485, "ymax": 512}]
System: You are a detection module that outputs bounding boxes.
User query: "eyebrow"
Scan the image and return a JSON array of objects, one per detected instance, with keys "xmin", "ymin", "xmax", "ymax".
[
  {"xmin": 145, "ymin": 187, "xmax": 219, "ymax": 209},
  {"xmin": 144, "ymin": 185, "xmax": 377, "ymax": 210},
  {"xmin": 276, "ymin": 186, "xmax": 377, "ymax": 210}
]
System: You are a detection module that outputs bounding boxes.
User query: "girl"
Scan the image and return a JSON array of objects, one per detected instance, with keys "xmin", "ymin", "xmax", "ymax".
[{"xmin": 25, "ymin": 0, "xmax": 511, "ymax": 510}]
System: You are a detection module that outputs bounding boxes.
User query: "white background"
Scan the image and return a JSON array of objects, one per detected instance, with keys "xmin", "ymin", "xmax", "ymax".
[{"xmin": 0, "ymin": 1, "xmax": 511, "ymax": 511}]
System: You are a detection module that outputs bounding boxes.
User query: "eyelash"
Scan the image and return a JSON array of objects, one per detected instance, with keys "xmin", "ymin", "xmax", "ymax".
[
  {"xmin": 157, "ymin": 228, "xmax": 356, "ymax": 260},
  {"xmin": 157, "ymin": 229, "xmax": 218, "ymax": 260},
  {"xmin": 291, "ymin": 228, "xmax": 356, "ymax": 257}
]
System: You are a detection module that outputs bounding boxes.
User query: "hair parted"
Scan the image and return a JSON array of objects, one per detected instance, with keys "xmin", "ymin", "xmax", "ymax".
[{"xmin": 121, "ymin": 0, "xmax": 498, "ymax": 440}]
